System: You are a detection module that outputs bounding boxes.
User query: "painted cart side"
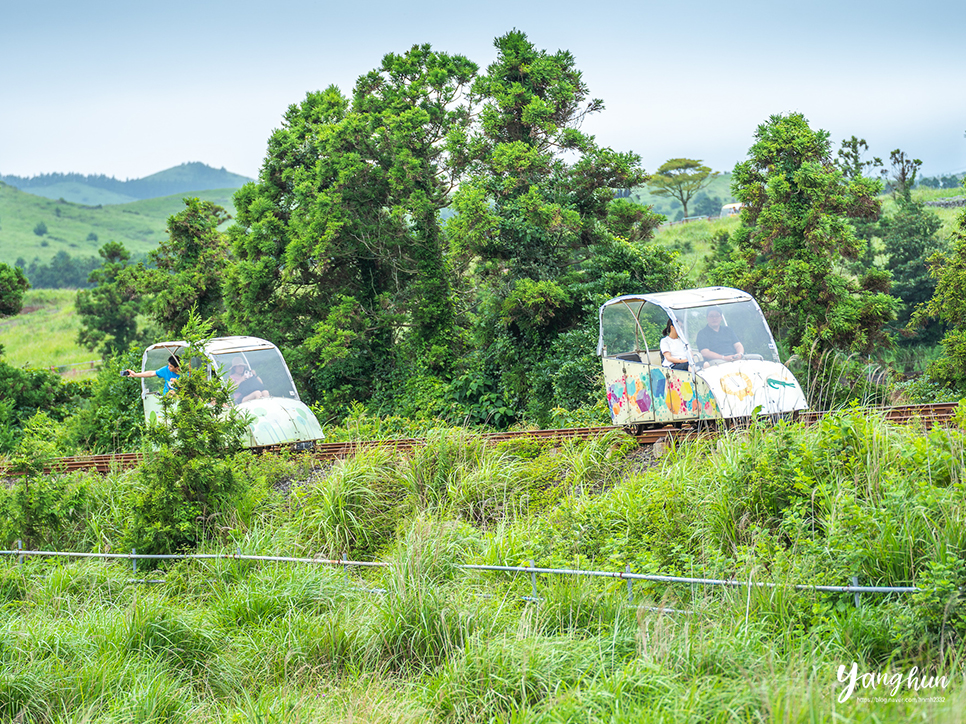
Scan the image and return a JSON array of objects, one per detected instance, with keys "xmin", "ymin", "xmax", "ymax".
[
  {"xmin": 597, "ymin": 287, "xmax": 807, "ymax": 427},
  {"xmin": 140, "ymin": 336, "xmax": 324, "ymax": 448}
]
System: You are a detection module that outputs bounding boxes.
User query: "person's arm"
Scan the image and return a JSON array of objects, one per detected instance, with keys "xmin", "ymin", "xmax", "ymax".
[
  {"xmin": 733, "ymin": 341, "xmax": 744, "ymax": 359},
  {"xmin": 662, "ymin": 346, "xmax": 687, "ymax": 365},
  {"xmin": 125, "ymin": 369, "xmax": 157, "ymax": 379}
]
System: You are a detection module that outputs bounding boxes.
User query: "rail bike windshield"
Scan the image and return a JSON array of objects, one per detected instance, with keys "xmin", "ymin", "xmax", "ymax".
[
  {"xmin": 211, "ymin": 349, "xmax": 299, "ymax": 403},
  {"xmin": 140, "ymin": 342, "xmax": 300, "ymax": 402},
  {"xmin": 667, "ymin": 300, "xmax": 780, "ymax": 364}
]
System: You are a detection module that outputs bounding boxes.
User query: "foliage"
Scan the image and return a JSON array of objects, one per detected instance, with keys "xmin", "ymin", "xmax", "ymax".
[
  {"xmin": 1, "ymin": 409, "xmax": 966, "ymax": 721},
  {"xmin": 292, "ymin": 447, "xmax": 402, "ymax": 558},
  {"xmin": 914, "ymin": 178, "xmax": 966, "ymax": 392},
  {"xmin": 75, "ymin": 241, "xmax": 149, "ymax": 358},
  {"xmin": 16, "ymin": 250, "xmax": 102, "ymax": 289},
  {"xmin": 717, "ymin": 113, "xmax": 898, "ymax": 357},
  {"xmin": 0, "ymin": 349, "xmax": 84, "ymax": 454},
  {"xmin": 135, "ymin": 198, "xmax": 232, "ymax": 336},
  {"xmin": 834, "ymin": 135, "xmax": 881, "ymax": 180},
  {"xmin": 62, "ymin": 351, "xmax": 145, "ymax": 453},
  {"xmin": 225, "ymin": 46, "xmax": 477, "ymax": 419},
  {"xmin": 123, "ymin": 312, "xmax": 250, "ymax": 555},
  {"xmin": 881, "ymin": 148, "xmax": 922, "ymax": 197},
  {"xmin": 881, "ymin": 187, "xmax": 945, "ymax": 340},
  {"xmin": 647, "ymin": 158, "xmax": 719, "ymax": 219},
  {"xmin": 0, "ymin": 261, "xmax": 29, "ymax": 316},
  {"xmin": 448, "ymin": 30, "xmax": 678, "ymax": 426}
]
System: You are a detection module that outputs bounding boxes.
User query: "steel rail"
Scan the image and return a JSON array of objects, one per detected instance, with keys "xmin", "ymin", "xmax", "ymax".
[{"xmin": 2, "ymin": 402, "xmax": 958, "ymax": 477}]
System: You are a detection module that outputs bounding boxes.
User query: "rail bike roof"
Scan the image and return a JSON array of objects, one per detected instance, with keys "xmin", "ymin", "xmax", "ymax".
[
  {"xmin": 598, "ymin": 287, "xmax": 753, "ymax": 313},
  {"xmin": 144, "ymin": 336, "xmax": 280, "ymax": 355}
]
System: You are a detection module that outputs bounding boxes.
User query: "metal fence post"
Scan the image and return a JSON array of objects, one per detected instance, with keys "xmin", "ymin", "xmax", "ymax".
[
  {"xmin": 342, "ymin": 553, "xmax": 350, "ymax": 583},
  {"xmin": 16, "ymin": 540, "xmax": 22, "ymax": 567},
  {"xmin": 529, "ymin": 560, "xmax": 538, "ymax": 600},
  {"xmin": 626, "ymin": 564, "xmax": 634, "ymax": 604},
  {"xmin": 852, "ymin": 576, "xmax": 861, "ymax": 608},
  {"xmin": 132, "ymin": 548, "xmax": 137, "ymax": 578}
]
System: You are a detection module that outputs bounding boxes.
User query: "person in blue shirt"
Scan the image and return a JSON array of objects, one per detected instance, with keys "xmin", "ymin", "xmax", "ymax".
[{"xmin": 124, "ymin": 355, "xmax": 181, "ymax": 394}]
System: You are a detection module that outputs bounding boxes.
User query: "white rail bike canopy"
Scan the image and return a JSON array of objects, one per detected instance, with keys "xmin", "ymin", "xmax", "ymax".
[{"xmin": 596, "ymin": 286, "xmax": 780, "ymax": 364}]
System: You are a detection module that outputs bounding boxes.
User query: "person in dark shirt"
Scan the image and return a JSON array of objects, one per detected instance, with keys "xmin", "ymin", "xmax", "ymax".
[{"xmin": 695, "ymin": 307, "xmax": 744, "ymax": 367}]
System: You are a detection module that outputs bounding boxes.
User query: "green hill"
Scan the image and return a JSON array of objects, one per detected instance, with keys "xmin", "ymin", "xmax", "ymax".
[
  {"xmin": 0, "ymin": 162, "xmax": 252, "ymax": 204},
  {"xmin": 0, "ymin": 183, "xmax": 242, "ymax": 266}
]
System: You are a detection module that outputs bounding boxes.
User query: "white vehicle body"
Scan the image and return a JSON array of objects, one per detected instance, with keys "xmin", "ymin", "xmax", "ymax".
[{"xmin": 140, "ymin": 336, "xmax": 324, "ymax": 449}]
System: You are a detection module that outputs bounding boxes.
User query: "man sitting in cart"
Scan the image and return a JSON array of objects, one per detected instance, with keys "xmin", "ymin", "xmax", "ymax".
[
  {"xmin": 124, "ymin": 355, "xmax": 181, "ymax": 394},
  {"xmin": 696, "ymin": 307, "xmax": 744, "ymax": 367},
  {"xmin": 227, "ymin": 357, "xmax": 271, "ymax": 404}
]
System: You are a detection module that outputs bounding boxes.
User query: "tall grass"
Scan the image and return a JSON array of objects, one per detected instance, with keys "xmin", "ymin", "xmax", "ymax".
[{"xmin": 1, "ymin": 416, "xmax": 965, "ymax": 721}]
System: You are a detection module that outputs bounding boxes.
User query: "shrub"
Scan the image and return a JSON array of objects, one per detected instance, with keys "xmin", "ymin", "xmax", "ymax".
[
  {"xmin": 63, "ymin": 351, "xmax": 144, "ymax": 453},
  {"xmin": 122, "ymin": 313, "xmax": 250, "ymax": 556}
]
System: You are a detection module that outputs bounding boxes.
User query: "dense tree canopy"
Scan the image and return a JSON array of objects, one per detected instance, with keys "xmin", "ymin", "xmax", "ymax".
[
  {"xmin": 137, "ymin": 198, "xmax": 231, "ymax": 336},
  {"xmin": 216, "ymin": 32, "xmax": 677, "ymax": 424},
  {"xmin": 224, "ymin": 45, "xmax": 478, "ymax": 413},
  {"xmin": 715, "ymin": 113, "xmax": 897, "ymax": 356},
  {"xmin": 882, "ymin": 188, "xmax": 945, "ymax": 339},
  {"xmin": 445, "ymin": 30, "xmax": 678, "ymax": 423}
]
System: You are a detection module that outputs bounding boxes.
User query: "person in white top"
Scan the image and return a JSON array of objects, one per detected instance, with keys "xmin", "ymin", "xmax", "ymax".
[{"xmin": 660, "ymin": 320, "xmax": 689, "ymax": 370}]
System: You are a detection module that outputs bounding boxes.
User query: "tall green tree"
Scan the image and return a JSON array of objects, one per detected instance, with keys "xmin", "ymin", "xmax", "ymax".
[
  {"xmin": 137, "ymin": 198, "xmax": 230, "ymax": 335},
  {"xmin": 835, "ymin": 136, "xmax": 881, "ymax": 179},
  {"xmin": 448, "ymin": 30, "xmax": 677, "ymax": 423},
  {"xmin": 835, "ymin": 136, "xmax": 883, "ymax": 267},
  {"xmin": 224, "ymin": 45, "xmax": 478, "ymax": 415},
  {"xmin": 716, "ymin": 113, "xmax": 898, "ymax": 356},
  {"xmin": 882, "ymin": 148, "xmax": 922, "ymax": 197},
  {"xmin": 647, "ymin": 158, "xmax": 719, "ymax": 219},
  {"xmin": 124, "ymin": 312, "xmax": 249, "ymax": 555},
  {"xmin": 881, "ymin": 187, "xmax": 945, "ymax": 340},
  {"xmin": 76, "ymin": 242, "xmax": 146, "ymax": 358},
  {"xmin": 0, "ymin": 262, "xmax": 29, "ymax": 317}
]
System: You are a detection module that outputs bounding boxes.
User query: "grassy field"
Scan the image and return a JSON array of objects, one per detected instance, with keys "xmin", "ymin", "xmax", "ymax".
[
  {"xmin": 0, "ymin": 289, "xmax": 98, "ymax": 376},
  {"xmin": 0, "ymin": 184, "xmax": 241, "ymax": 266},
  {"xmin": 1, "ymin": 415, "xmax": 965, "ymax": 722}
]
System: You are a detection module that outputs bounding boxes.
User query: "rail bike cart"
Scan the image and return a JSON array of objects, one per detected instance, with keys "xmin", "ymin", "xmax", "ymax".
[
  {"xmin": 139, "ymin": 336, "xmax": 324, "ymax": 449},
  {"xmin": 597, "ymin": 287, "xmax": 807, "ymax": 430}
]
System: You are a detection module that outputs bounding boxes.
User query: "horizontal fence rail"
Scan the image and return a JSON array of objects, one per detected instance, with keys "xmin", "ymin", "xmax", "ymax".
[{"xmin": 1, "ymin": 546, "xmax": 920, "ymax": 608}]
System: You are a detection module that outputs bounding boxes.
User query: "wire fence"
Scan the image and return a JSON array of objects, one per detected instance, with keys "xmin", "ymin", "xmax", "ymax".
[{"xmin": 1, "ymin": 542, "xmax": 919, "ymax": 611}]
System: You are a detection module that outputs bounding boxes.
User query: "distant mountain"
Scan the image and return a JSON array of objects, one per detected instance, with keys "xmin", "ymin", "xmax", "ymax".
[{"xmin": 0, "ymin": 162, "xmax": 253, "ymax": 206}]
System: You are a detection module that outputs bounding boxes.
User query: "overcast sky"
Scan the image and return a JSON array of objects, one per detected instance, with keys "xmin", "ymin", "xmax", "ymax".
[{"xmin": 3, "ymin": 0, "xmax": 964, "ymax": 182}]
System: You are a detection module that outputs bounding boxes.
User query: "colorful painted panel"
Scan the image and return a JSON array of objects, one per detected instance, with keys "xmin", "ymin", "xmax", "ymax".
[{"xmin": 602, "ymin": 358, "xmax": 655, "ymax": 425}]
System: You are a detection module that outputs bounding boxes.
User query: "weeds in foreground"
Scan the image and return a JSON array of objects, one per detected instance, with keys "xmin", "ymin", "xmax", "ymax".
[{"xmin": 1, "ymin": 413, "xmax": 965, "ymax": 721}]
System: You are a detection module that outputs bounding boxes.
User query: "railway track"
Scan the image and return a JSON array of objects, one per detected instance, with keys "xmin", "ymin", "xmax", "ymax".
[{"xmin": 2, "ymin": 402, "xmax": 959, "ymax": 477}]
